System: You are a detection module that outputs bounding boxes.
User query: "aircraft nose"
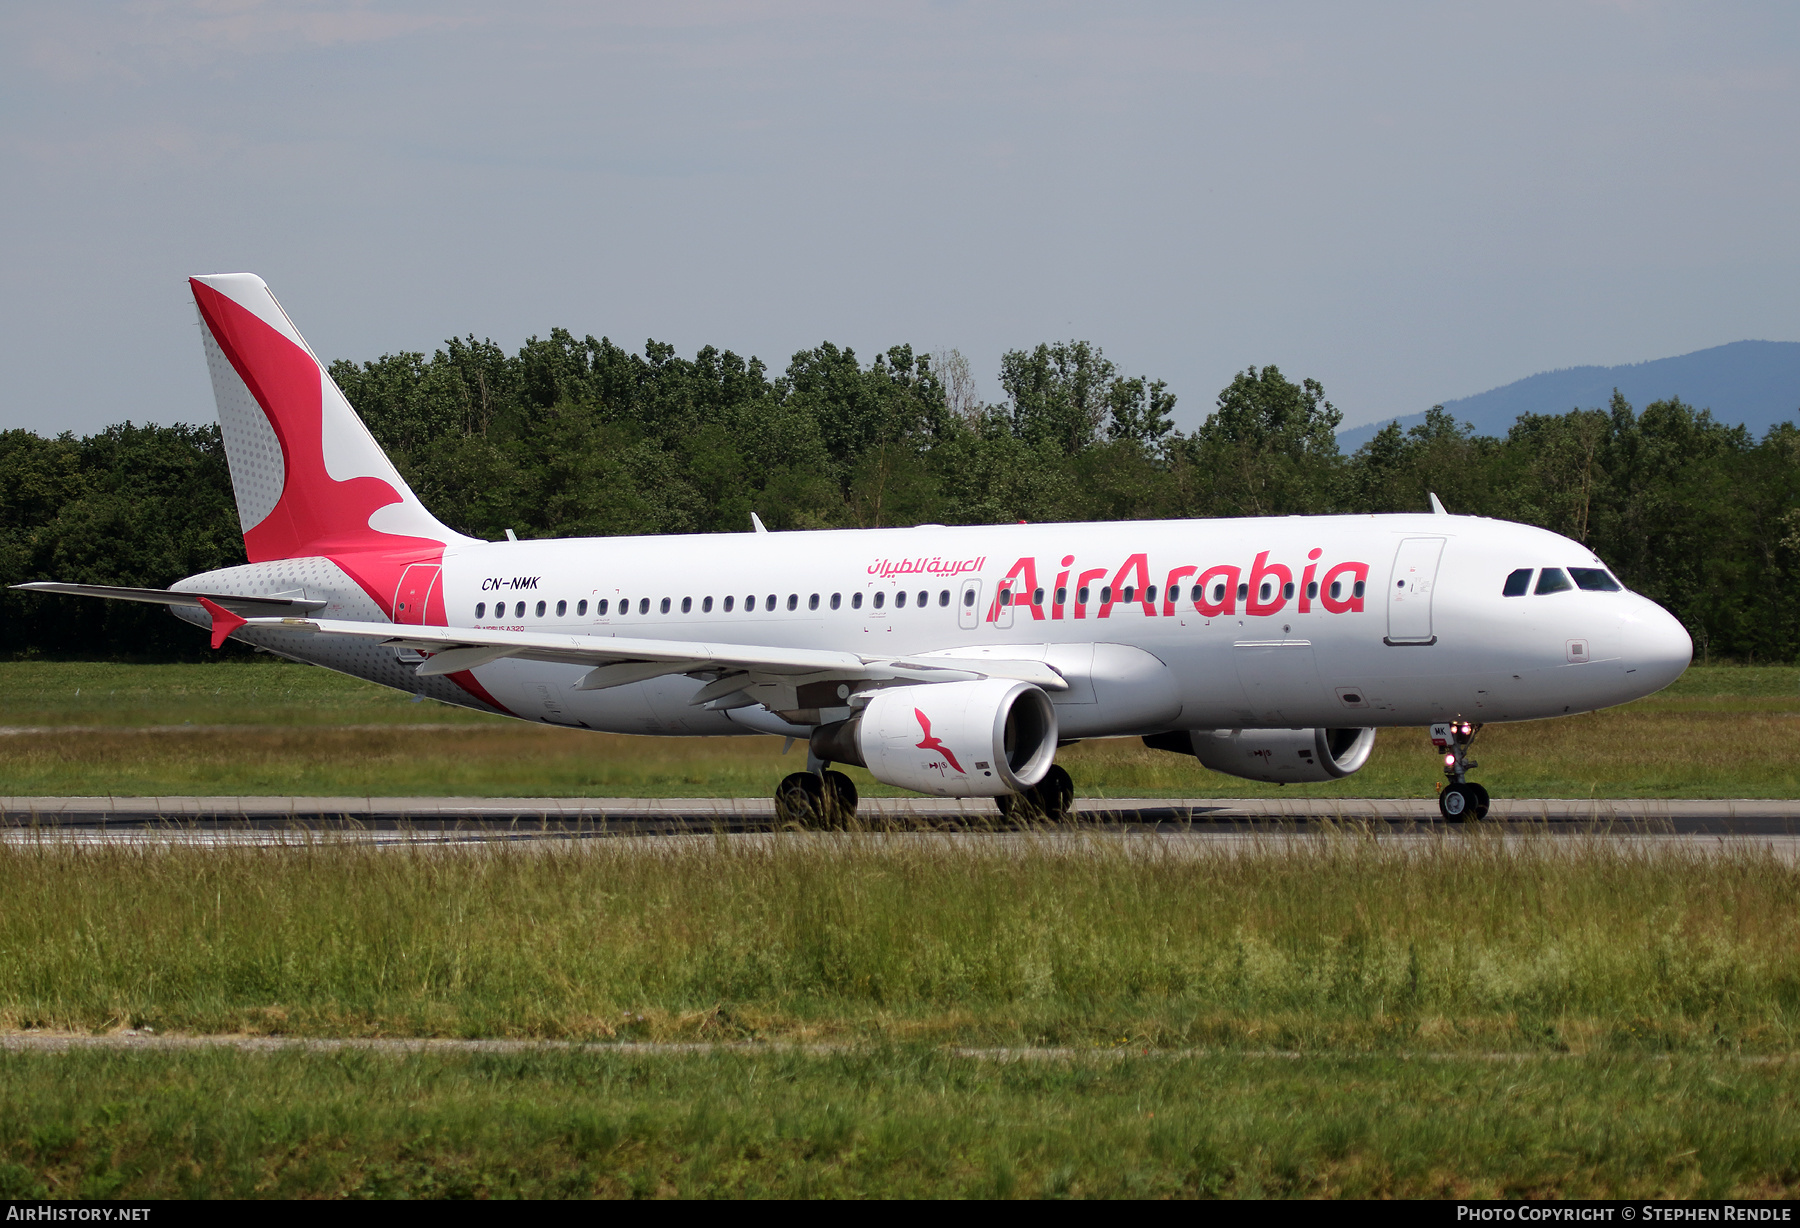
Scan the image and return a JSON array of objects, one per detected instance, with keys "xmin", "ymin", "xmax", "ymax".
[{"xmin": 1623, "ymin": 598, "xmax": 1692, "ymax": 694}]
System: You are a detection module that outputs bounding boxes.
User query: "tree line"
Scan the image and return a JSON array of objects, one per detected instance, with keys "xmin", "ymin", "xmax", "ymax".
[{"xmin": 1, "ymin": 329, "xmax": 1794, "ymax": 662}]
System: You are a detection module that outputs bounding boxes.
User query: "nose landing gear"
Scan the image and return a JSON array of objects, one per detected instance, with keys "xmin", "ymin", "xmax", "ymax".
[{"xmin": 1433, "ymin": 720, "xmax": 1491, "ymax": 821}]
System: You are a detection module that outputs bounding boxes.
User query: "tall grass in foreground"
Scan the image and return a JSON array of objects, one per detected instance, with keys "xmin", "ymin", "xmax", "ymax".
[
  {"xmin": 5, "ymin": 1048, "xmax": 1798, "ymax": 1198},
  {"xmin": 3, "ymin": 832, "xmax": 1798, "ymax": 1050}
]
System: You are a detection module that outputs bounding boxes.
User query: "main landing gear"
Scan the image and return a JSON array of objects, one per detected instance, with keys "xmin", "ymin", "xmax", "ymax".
[
  {"xmin": 774, "ymin": 765, "xmax": 860, "ymax": 828},
  {"xmin": 995, "ymin": 764, "xmax": 1076, "ymax": 824},
  {"xmin": 1433, "ymin": 719, "xmax": 1491, "ymax": 821},
  {"xmin": 772, "ymin": 761, "xmax": 1078, "ymax": 827}
]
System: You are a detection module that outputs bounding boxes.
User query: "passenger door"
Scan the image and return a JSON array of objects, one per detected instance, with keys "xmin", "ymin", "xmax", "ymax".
[{"xmin": 1387, "ymin": 538, "xmax": 1444, "ymax": 644}]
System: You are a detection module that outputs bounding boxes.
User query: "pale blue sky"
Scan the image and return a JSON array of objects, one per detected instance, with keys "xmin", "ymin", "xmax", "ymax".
[{"xmin": 3, "ymin": 1, "xmax": 1796, "ymax": 436}]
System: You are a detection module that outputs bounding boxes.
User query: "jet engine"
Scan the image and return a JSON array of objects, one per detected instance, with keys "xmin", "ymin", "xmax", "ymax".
[
  {"xmin": 1143, "ymin": 726, "xmax": 1377, "ymax": 784},
  {"xmin": 810, "ymin": 678, "xmax": 1059, "ymax": 798}
]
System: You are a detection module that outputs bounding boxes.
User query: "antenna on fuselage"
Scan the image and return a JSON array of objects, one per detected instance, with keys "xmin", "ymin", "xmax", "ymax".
[
  {"xmin": 751, "ymin": 512, "xmax": 769, "ymax": 534},
  {"xmin": 1428, "ymin": 493, "xmax": 1448, "ymax": 515}
]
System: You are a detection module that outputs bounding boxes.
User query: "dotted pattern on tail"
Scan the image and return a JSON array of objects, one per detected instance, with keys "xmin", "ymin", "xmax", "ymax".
[
  {"xmin": 170, "ymin": 559, "xmax": 506, "ymax": 713},
  {"xmin": 200, "ymin": 321, "xmax": 285, "ymax": 532}
]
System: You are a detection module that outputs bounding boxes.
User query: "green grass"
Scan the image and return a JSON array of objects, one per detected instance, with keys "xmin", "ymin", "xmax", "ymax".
[
  {"xmin": 6, "ymin": 834, "xmax": 1800, "ymax": 1052},
  {"xmin": 3, "ymin": 1047, "xmax": 1797, "ymax": 1198},
  {"xmin": 6, "ymin": 834, "xmax": 1800, "ymax": 1197},
  {"xmin": 0, "ymin": 660, "xmax": 1793, "ymax": 798}
]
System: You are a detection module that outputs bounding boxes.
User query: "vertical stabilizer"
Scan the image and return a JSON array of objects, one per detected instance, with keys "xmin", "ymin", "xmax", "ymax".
[{"xmin": 190, "ymin": 273, "xmax": 473, "ymax": 563}]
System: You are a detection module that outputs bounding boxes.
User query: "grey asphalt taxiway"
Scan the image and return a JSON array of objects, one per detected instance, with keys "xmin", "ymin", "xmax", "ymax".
[{"xmin": 2, "ymin": 795, "xmax": 1797, "ymax": 839}]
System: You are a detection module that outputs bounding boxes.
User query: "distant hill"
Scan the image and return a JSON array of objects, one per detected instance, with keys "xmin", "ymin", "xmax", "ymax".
[{"xmin": 1336, "ymin": 340, "xmax": 1800, "ymax": 451}]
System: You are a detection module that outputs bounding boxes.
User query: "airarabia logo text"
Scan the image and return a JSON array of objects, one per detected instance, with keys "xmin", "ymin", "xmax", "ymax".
[{"xmin": 983, "ymin": 551, "xmax": 1370, "ymax": 622}]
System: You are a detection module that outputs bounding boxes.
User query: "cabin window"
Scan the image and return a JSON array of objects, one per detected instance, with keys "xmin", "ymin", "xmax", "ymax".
[
  {"xmin": 809, "ymin": 593, "xmax": 820, "ymax": 610},
  {"xmin": 475, "ymin": 602, "xmax": 486, "ymax": 620},
  {"xmin": 532, "ymin": 600, "xmax": 544, "ymax": 618},
  {"xmin": 1214, "ymin": 584, "xmax": 1226, "ymax": 603},
  {"xmin": 702, "ymin": 596, "xmax": 713, "ymax": 612},
  {"xmin": 916, "ymin": 591, "xmax": 927, "ymax": 608},
  {"xmin": 1257, "ymin": 583, "xmax": 1270, "ymax": 602},
  {"xmin": 1237, "ymin": 583, "xmax": 1248, "ymax": 601},
  {"xmin": 786, "ymin": 593, "xmax": 798, "ymax": 611},
  {"xmin": 577, "ymin": 599, "xmax": 588, "ymax": 615},
  {"xmin": 660, "ymin": 597, "xmax": 672, "ymax": 614},
  {"xmin": 723, "ymin": 595, "xmax": 734, "ymax": 612},
  {"xmin": 1535, "ymin": 568, "xmax": 1573, "ymax": 595},
  {"xmin": 681, "ymin": 596, "xmax": 692, "ymax": 613},
  {"xmin": 1033, "ymin": 588, "xmax": 1045, "ymax": 606},
  {"xmin": 853, "ymin": 592, "xmax": 864, "ymax": 609},
  {"xmin": 831, "ymin": 593, "xmax": 841, "ymax": 609},
  {"xmin": 1306, "ymin": 581, "xmax": 1317, "ymax": 600},
  {"xmin": 896, "ymin": 590, "xmax": 908, "ymax": 609},
  {"xmin": 1329, "ymin": 581, "xmax": 1340, "ymax": 600},
  {"xmin": 515, "ymin": 601, "xmax": 527, "ymax": 618},
  {"xmin": 596, "ymin": 599, "xmax": 608, "ymax": 615},
  {"xmin": 1354, "ymin": 581, "xmax": 1365, "ymax": 598},
  {"xmin": 1283, "ymin": 582, "xmax": 1295, "ymax": 600},
  {"xmin": 767, "ymin": 594, "xmax": 778, "ymax": 611},
  {"xmin": 1055, "ymin": 587, "xmax": 1067, "ymax": 605},
  {"xmin": 963, "ymin": 589, "xmax": 975, "ymax": 607},
  {"xmin": 1503, "ymin": 568, "xmax": 1533, "ymax": 597},
  {"xmin": 1121, "ymin": 586, "xmax": 1135, "ymax": 603},
  {"xmin": 1569, "ymin": 567, "xmax": 1622, "ymax": 592},
  {"xmin": 745, "ymin": 595, "xmax": 757, "ymax": 611},
  {"xmin": 556, "ymin": 600, "xmax": 567, "ymax": 617},
  {"xmin": 1100, "ymin": 586, "xmax": 1112, "ymax": 604},
  {"xmin": 873, "ymin": 591, "xmax": 884, "ymax": 609},
  {"xmin": 1000, "ymin": 589, "xmax": 1012, "ymax": 606},
  {"xmin": 939, "ymin": 590, "xmax": 949, "ymax": 607},
  {"xmin": 639, "ymin": 598, "xmax": 650, "ymax": 614},
  {"xmin": 1146, "ymin": 585, "xmax": 1157, "ymax": 604}
]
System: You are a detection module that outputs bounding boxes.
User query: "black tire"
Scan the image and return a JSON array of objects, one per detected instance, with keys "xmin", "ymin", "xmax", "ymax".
[
  {"xmin": 997, "ymin": 765, "xmax": 1076, "ymax": 825},
  {"xmin": 775, "ymin": 771, "xmax": 825, "ymax": 827},
  {"xmin": 821, "ymin": 770, "xmax": 859, "ymax": 827},
  {"xmin": 1470, "ymin": 782, "xmax": 1491, "ymax": 820},
  {"xmin": 1035, "ymin": 764, "xmax": 1075, "ymax": 822},
  {"xmin": 1438, "ymin": 782, "xmax": 1476, "ymax": 822}
]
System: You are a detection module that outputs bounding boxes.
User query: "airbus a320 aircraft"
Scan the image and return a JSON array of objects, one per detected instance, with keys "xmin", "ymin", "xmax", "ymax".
[{"xmin": 18, "ymin": 274, "xmax": 1694, "ymax": 822}]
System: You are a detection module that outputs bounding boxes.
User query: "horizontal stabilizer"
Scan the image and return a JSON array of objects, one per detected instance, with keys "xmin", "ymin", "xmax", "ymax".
[{"xmin": 12, "ymin": 581, "xmax": 327, "ymax": 615}]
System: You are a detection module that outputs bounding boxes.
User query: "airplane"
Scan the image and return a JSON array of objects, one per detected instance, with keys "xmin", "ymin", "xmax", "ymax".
[{"xmin": 15, "ymin": 274, "xmax": 1694, "ymax": 823}]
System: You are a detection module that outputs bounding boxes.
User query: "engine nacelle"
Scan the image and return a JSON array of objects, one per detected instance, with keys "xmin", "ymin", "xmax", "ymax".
[
  {"xmin": 810, "ymin": 679, "xmax": 1058, "ymax": 798},
  {"xmin": 1144, "ymin": 726, "xmax": 1377, "ymax": 784}
]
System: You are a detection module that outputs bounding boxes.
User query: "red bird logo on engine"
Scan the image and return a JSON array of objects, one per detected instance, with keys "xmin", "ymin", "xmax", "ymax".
[{"xmin": 914, "ymin": 709, "xmax": 965, "ymax": 774}]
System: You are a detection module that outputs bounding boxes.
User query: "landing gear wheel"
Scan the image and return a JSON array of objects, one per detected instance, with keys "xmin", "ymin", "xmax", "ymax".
[
  {"xmin": 1470, "ymin": 783, "xmax": 1491, "ymax": 820},
  {"xmin": 1035, "ymin": 764, "xmax": 1075, "ymax": 822},
  {"xmin": 775, "ymin": 771, "xmax": 825, "ymax": 827},
  {"xmin": 996, "ymin": 765, "xmax": 1076, "ymax": 824},
  {"xmin": 1439, "ymin": 782, "xmax": 1479, "ymax": 822},
  {"xmin": 821, "ymin": 770, "xmax": 859, "ymax": 827}
]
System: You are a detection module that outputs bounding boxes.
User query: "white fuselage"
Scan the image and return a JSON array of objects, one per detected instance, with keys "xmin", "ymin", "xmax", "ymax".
[{"xmin": 179, "ymin": 512, "xmax": 1694, "ymax": 738}]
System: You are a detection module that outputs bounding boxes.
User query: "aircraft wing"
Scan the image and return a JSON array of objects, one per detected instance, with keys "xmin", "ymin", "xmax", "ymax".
[{"xmin": 232, "ymin": 614, "xmax": 1069, "ymax": 694}]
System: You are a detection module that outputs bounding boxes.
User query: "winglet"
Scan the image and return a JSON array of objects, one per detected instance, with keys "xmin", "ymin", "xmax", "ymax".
[
  {"xmin": 1428, "ymin": 492, "xmax": 1448, "ymax": 515},
  {"xmin": 197, "ymin": 597, "xmax": 247, "ymax": 650}
]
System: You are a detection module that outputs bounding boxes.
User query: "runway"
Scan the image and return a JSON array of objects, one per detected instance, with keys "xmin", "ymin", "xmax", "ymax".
[{"xmin": 3, "ymin": 794, "xmax": 1798, "ymax": 838}]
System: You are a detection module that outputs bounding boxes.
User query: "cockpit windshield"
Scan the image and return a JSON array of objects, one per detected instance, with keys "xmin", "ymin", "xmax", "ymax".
[
  {"xmin": 1569, "ymin": 567, "xmax": 1622, "ymax": 592},
  {"xmin": 1534, "ymin": 568, "xmax": 1573, "ymax": 595}
]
